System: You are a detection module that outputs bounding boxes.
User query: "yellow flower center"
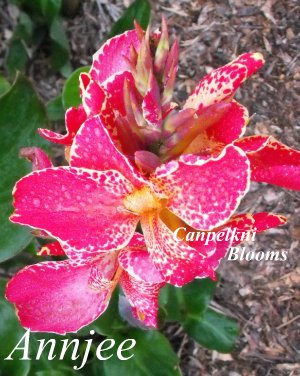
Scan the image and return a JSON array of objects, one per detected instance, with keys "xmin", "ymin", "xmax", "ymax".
[{"xmin": 123, "ymin": 186, "xmax": 163, "ymax": 215}]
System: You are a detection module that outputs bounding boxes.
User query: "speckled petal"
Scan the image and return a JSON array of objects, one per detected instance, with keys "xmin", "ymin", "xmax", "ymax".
[
  {"xmin": 38, "ymin": 241, "xmax": 65, "ymax": 256},
  {"xmin": 10, "ymin": 167, "xmax": 138, "ymax": 258},
  {"xmin": 141, "ymin": 215, "xmax": 210, "ymax": 286},
  {"xmin": 82, "ymin": 80, "xmax": 107, "ymax": 117},
  {"xmin": 153, "ymin": 145, "xmax": 250, "ymax": 230},
  {"xmin": 206, "ymin": 100, "xmax": 249, "ymax": 144},
  {"xmin": 70, "ymin": 115, "xmax": 146, "ymax": 187},
  {"xmin": 217, "ymin": 212, "xmax": 287, "ymax": 245},
  {"xmin": 184, "ymin": 52, "xmax": 264, "ymax": 112},
  {"xmin": 102, "ymin": 71, "xmax": 135, "ymax": 117},
  {"xmin": 5, "ymin": 259, "xmax": 114, "ymax": 334},
  {"xmin": 119, "ymin": 233, "xmax": 165, "ymax": 284},
  {"xmin": 38, "ymin": 105, "xmax": 87, "ymax": 146},
  {"xmin": 90, "ymin": 30, "xmax": 140, "ymax": 83},
  {"xmin": 236, "ymin": 135, "xmax": 300, "ymax": 190},
  {"xmin": 120, "ymin": 271, "xmax": 163, "ymax": 328},
  {"xmin": 118, "ymin": 233, "xmax": 165, "ymax": 327}
]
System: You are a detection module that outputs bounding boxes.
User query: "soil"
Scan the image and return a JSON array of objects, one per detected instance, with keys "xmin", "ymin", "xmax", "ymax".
[{"xmin": 0, "ymin": 0, "xmax": 299, "ymax": 375}]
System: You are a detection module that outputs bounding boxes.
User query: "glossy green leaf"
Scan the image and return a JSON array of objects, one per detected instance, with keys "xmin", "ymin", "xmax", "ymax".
[
  {"xmin": 160, "ymin": 278, "xmax": 218, "ymax": 321},
  {"xmin": 0, "ymin": 75, "xmax": 10, "ymax": 96},
  {"xmin": 0, "ymin": 279, "xmax": 31, "ymax": 375},
  {"xmin": 183, "ymin": 308, "xmax": 239, "ymax": 353},
  {"xmin": 0, "ymin": 74, "xmax": 49, "ymax": 263},
  {"xmin": 62, "ymin": 66, "xmax": 90, "ymax": 109},
  {"xmin": 182, "ymin": 277, "xmax": 217, "ymax": 315},
  {"xmin": 46, "ymin": 95, "xmax": 65, "ymax": 121},
  {"xmin": 109, "ymin": 0, "xmax": 151, "ymax": 37},
  {"xmin": 103, "ymin": 329, "xmax": 181, "ymax": 376}
]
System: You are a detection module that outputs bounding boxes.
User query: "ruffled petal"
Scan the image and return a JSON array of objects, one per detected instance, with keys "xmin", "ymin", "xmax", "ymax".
[
  {"xmin": 119, "ymin": 272, "xmax": 163, "ymax": 328},
  {"xmin": 216, "ymin": 212, "xmax": 287, "ymax": 245},
  {"xmin": 90, "ymin": 30, "xmax": 140, "ymax": 83},
  {"xmin": 38, "ymin": 105, "xmax": 87, "ymax": 146},
  {"xmin": 153, "ymin": 145, "xmax": 250, "ymax": 230},
  {"xmin": 206, "ymin": 100, "xmax": 248, "ymax": 144},
  {"xmin": 118, "ymin": 234, "xmax": 165, "ymax": 327},
  {"xmin": 102, "ymin": 71, "xmax": 135, "ymax": 117},
  {"xmin": 236, "ymin": 135, "xmax": 300, "ymax": 190},
  {"xmin": 119, "ymin": 233, "xmax": 164, "ymax": 284},
  {"xmin": 5, "ymin": 259, "xmax": 115, "ymax": 334},
  {"xmin": 10, "ymin": 167, "xmax": 138, "ymax": 258},
  {"xmin": 70, "ymin": 116, "xmax": 146, "ymax": 187},
  {"xmin": 141, "ymin": 214, "xmax": 212, "ymax": 286},
  {"xmin": 82, "ymin": 80, "xmax": 107, "ymax": 117},
  {"xmin": 184, "ymin": 52, "xmax": 264, "ymax": 112}
]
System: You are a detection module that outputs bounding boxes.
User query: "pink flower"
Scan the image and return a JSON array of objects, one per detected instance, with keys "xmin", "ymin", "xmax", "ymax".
[
  {"xmin": 38, "ymin": 20, "xmax": 300, "ymax": 191},
  {"xmin": 11, "ymin": 117, "xmax": 250, "ymax": 286},
  {"xmin": 6, "ymin": 234, "xmax": 165, "ymax": 333}
]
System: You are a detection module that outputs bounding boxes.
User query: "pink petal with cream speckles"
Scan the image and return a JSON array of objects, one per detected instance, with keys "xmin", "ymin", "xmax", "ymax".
[
  {"xmin": 206, "ymin": 100, "xmax": 249, "ymax": 144},
  {"xmin": 5, "ymin": 259, "xmax": 114, "ymax": 334},
  {"xmin": 236, "ymin": 135, "xmax": 300, "ymax": 190},
  {"xmin": 10, "ymin": 167, "xmax": 138, "ymax": 258},
  {"xmin": 119, "ymin": 233, "xmax": 165, "ymax": 284},
  {"xmin": 102, "ymin": 71, "xmax": 136, "ymax": 117},
  {"xmin": 141, "ymin": 215, "xmax": 210, "ymax": 286},
  {"xmin": 184, "ymin": 52, "xmax": 264, "ymax": 112},
  {"xmin": 70, "ymin": 116, "xmax": 146, "ymax": 187},
  {"xmin": 153, "ymin": 145, "xmax": 250, "ymax": 230},
  {"xmin": 120, "ymin": 272, "xmax": 163, "ymax": 328},
  {"xmin": 90, "ymin": 30, "xmax": 140, "ymax": 83},
  {"xmin": 216, "ymin": 212, "xmax": 287, "ymax": 245},
  {"xmin": 38, "ymin": 241, "xmax": 65, "ymax": 256},
  {"xmin": 38, "ymin": 105, "xmax": 87, "ymax": 146},
  {"xmin": 119, "ymin": 233, "xmax": 165, "ymax": 327},
  {"xmin": 82, "ymin": 80, "xmax": 107, "ymax": 117},
  {"xmin": 19, "ymin": 147, "xmax": 52, "ymax": 170}
]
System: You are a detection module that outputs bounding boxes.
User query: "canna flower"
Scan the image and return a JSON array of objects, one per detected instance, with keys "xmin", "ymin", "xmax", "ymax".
[
  {"xmin": 6, "ymin": 234, "xmax": 165, "ymax": 333},
  {"xmin": 38, "ymin": 18, "xmax": 300, "ymax": 191},
  {"xmin": 10, "ymin": 117, "xmax": 250, "ymax": 286}
]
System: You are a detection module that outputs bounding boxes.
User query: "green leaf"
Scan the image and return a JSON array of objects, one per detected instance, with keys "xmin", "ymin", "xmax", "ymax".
[
  {"xmin": 0, "ymin": 75, "xmax": 10, "ymax": 96},
  {"xmin": 50, "ymin": 16, "xmax": 72, "ymax": 76},
  {"xmin": 103, "ymin": 329, "xmax": 181, "ymax": 376},
  {"xmin": 36, "ymin": 0, "xmax": 62, "ymax": 24},
  {"xmin": 183, "ymin": 308, "xmax": 239, "ymax": 353},
  {"xmin": 0, "ymin": 279, "xmax": 31, "ymax": 375},
  {"xmin": 0, "ymin": 74, "xmax": 49, "ymax": 263},
  {"xmin": 160, "ymin": 278, "xmax": 217, "ymax": 322},
  {"xmin": 109, "ymin": 0, "xmax": 151, "ymax": 37},
  {"xmin": 90, "ymin": 289, "xmax": 128, "ymax": 336},
  {"xmin": 5, "ymin": 40, "xmax": 29, "ymax": 78},
  {"xmin": 159, "ymin": 284, "xmax": 184, "ymax": 321},
  {"xmin": 182, "ymin": 277, "xmax": 217, "ymax": 315},
  {"xmin": 46, "ymin": 95, "xmax": 65, "ymax": 121},
  {"xmin": 30, "ymin": 332, "xmax": 82, "ymax": 374},
  {"xmin": 5, "ymin": 12, "xmax": 34, "ymax": 78},
  {"xmin": 62, "ymin": 66, "xmax": 90, "ymax": 109}
]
